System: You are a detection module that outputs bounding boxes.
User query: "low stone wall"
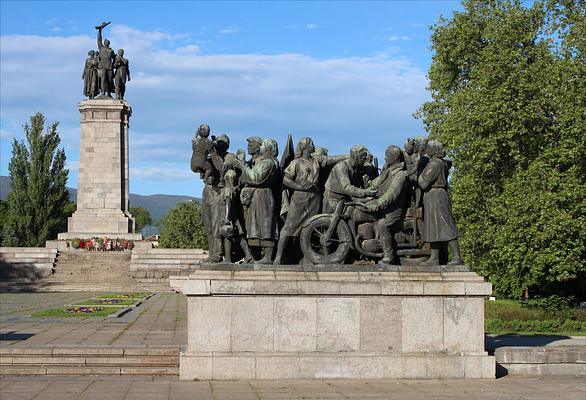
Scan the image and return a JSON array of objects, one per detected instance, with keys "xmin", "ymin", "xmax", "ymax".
[
  {"xmin": 130, "ymin": 248, "xmax": 207, "ymax": 280},
  {"xmin": 178, "ymin": 267, "xmax": 495, "ymax": 380},
  {"xmin": 0, "ymin": 247, "xmax": 57, "ymax": 281},
  {"xmin": 496, "ymin": 346, "xmax": 586, "ymax": 376}
]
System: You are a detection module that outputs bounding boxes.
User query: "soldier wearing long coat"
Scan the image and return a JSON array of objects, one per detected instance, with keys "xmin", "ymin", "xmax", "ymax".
[
  {"xmin": 114, "ymin": 49, "xmax": 131, "ymax": 100},
  {"xmin": 418, "ymin": 140, "xmax": 463, "ymax": 265}
]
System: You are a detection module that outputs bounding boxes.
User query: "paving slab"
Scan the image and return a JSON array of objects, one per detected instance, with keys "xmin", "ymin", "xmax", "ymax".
[
  {"xmin": 0, "ymin": 292, "xmax": 186, "ymax": 347},
  {"xmin": 0, "ymin": 376, "xmax": 584, "ymax": 399}
]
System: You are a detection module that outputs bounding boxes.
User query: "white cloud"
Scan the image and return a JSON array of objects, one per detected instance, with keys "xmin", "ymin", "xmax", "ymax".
[
  {"xmin": 0, "ymin": 26, "xmax": 429, "ymax": 195},
  {"xmin": 131, "ymin": 166, "xmax": 193, "ymax": 181},
  {"xmin": 218, "ymin": 27, "xmax": 241, "ymax": 35},
  {"xmin": 388, "ymin": 35, "xmax": 411, "ymax": 42},
  {"xmin": 0, "ymin": 129, "xmax": 15, "ymax": 140},
  {"xmin": 176, "ymin": 44, "xmax": 201, "ymax": 55},
  {"xmin": 65, "ymin": 160, "xmax": 79, "ymax": 174},
  {"xmin": 287, "ymin": 24, "xmax": 318, "ymax": 31},
  {"xmin": 44, "ymin": 17, "xmax": 62, "ymax": 33}
]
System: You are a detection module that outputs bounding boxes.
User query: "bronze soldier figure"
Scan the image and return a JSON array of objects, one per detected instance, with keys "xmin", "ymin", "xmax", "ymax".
[
  {"xmin": 364, "ymin": 145, "xmax": 409, "ymax": 265},
  {"xmin": 95, "ymin": 22, "xmax": 115, "ymax": 98},
  {"xmin": 418, "ymin": 140, "xmax": 463, "ymax": 265},
  {"xmin": 323, "ymin": 145, "xmax": 377, "ymax": 214},
  {"xmin": 114, "ymin": 49, "xmax": 130, "ymax": 100}
]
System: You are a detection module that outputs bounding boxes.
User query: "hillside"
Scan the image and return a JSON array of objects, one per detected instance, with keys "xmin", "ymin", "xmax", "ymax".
[{"xmin": 0, "ymin": 176, "xmax": 200, "ymax": 222}]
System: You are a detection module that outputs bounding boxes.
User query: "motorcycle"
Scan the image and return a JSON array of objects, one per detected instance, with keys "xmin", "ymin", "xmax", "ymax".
[{"xmin": 299, "ymin": 199, "xmax": 429, "ymax": 265}]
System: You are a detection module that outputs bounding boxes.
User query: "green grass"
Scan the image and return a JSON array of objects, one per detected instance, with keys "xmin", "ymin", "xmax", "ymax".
[
  {"xmin": 485, "ymin": 300, "xmax": 586, "ymax": 336},
  {"xmin": 31, "ymin": 306, "xmax": 122, "ymax": 318},
  {"xmin": 29, "ymin": 292, "xmax": 152, "ymax": 319}
]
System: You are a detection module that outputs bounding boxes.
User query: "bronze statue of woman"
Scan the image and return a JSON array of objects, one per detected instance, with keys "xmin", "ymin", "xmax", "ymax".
[{"xmin": 273, "ymin": 137, "xmax": 345, "ymax": 265}]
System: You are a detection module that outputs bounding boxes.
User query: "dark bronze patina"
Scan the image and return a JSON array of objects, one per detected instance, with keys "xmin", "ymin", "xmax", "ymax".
[{"xmin": 190, "ymin": 128, "xmax": 464, "ymax": 267}]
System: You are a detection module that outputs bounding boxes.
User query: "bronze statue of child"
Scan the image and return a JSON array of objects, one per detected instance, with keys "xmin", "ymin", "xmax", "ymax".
[
  {"xmin": 190, "ymin": 123, "xmax": 216, "ymax": 182},
  {"xmin": 219, "ymin": 166, "xmax": 254, "ymax": 263}
]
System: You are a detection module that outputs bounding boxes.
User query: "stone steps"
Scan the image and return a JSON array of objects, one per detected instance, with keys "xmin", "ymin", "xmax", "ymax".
[
  {"xmin": 495, "ymin": 346, "xmax": 586, "ymax": 377},
  {"xmin": 0, "ymin": 347, "xmax": 179, "ymax": 376},
  {"xmin": 48, "ymin": 252, "xmax": 132, "ymax": 282},
  {"xmin": 0, "ymin": 247, "xmax": 57, "ymax": 281},
  {"xmin": 1, "ymin": 248, "xmax": 194, "ymax": 292},
  {"xmin": 36, "ymin": 251, "xmax": 172, "ymax": 291},
  {"xmin": 130, "ymin": 248, "xmax": 206, "ymax": 280}
]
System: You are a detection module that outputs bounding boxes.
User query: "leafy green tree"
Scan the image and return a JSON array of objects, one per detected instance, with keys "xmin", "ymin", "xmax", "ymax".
[
  {"xmin": 2, "ymin": 113, "xmax": 70, "ymax": 247},
  {"xmin": 416, "ymin": 0, "xmax": 585, "ymax": 299},
  {"xmin": 158, "ymin": 201, "xmax": 207, "ymax": 249},
  {"xmin": 129, "ymin": 206, "xmax": 153, "ymax": 233},
  {"xmin": 0, "ymin": 199, "xmax": 8, "ymax": 243}
]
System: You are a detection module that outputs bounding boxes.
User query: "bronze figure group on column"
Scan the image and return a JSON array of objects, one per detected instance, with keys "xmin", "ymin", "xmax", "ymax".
[{"xmin": 82, "ymin": 22, "xmax": 130, "ymax": 100}]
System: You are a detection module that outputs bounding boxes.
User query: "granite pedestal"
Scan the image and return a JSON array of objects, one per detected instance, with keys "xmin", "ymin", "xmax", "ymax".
[
  {"xmin": 177, "ymin": 265, "xmax": 495, "ymax": 380},
  {"xmin": 59, "ymin": 99, "xmax": 140, "ymax": 240}
]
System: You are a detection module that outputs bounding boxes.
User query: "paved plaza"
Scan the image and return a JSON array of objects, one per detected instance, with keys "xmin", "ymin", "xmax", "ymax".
[
  {"xmin": 0, "ymin": 375, "xmax": 584, "ymax": 400},
  {"xmin": 0, "ymin": 292, "xmax": 186, "ymax": 347}
]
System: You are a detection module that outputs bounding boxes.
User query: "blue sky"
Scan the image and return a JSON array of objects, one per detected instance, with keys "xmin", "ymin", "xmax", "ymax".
[{"xmin": 1, "ymin": 1, "xmax": 462, "ymax": 198}]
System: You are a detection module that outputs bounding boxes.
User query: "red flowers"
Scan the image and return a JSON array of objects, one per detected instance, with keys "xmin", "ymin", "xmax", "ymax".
[{"xmin": 69, "ymin": 238, "xmax": 135, "ymax": 251}]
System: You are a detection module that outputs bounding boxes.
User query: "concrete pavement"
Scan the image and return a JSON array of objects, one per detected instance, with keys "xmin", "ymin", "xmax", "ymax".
[{"xmin": 0, "ymin": 375, "xmax": 584, "ymax": 399}]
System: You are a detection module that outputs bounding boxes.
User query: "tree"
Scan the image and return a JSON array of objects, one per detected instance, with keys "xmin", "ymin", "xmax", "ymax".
[
  {"xmin": 129, "ymin": 206, "xmax": 153, "ymax": 233},
  {"xmin": 0, "ymin": 199, "xmax": 8, "ymax": 243},
  {"xmin": 2, "ymin": 113, "xmax": 70, "ymax": 247},
  {"xmin": 158, "ymin": 201, "xmax": 207, "ymax": 249},
  {"xmin": 416, "ymin": 0, "xmax": 585, "ymax": 300}
]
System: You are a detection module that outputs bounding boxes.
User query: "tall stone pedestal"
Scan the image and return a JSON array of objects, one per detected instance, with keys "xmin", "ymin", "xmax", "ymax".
[
  {"xmin": 59, "ymin": 99, "xmax": 141, "ymax": 240},
  {"xmin": 177, "ymin": 265, "xmax": 495, "ymax": 380}
]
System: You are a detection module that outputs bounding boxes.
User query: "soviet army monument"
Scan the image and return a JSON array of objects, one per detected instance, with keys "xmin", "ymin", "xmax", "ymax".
[
  {"xmin": 59, "ymin": 22, "xmax": 140, "ymax": 240},
  {"xmin": 176, "ymin": 129, "xmax": 494, "ymax": 380}
]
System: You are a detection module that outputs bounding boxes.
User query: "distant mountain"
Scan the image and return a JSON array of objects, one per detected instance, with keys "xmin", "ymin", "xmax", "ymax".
[{"xmin": 0, "ymin": 176, "xmax": 200, "ymax": 222}]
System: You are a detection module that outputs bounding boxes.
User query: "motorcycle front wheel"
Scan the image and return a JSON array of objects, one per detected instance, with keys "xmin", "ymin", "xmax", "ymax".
[{"xmin": 300, "ymin": 216, "xmax": 352, "ymax": 265}]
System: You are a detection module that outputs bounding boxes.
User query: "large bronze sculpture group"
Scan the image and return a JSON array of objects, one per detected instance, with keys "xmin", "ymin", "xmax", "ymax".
[
  {"xmin": 191, "ymin": 127, "xmax": 464, "ymax": 266},
  {"xmin": 82, "ymin": 22, "xmax": 130, "ymax": 100}
]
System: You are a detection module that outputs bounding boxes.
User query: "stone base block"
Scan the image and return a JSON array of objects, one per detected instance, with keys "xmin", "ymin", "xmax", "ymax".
[
  {"xmin": 58, "ymin": 210, "xmax": 141, "ymax": 240},
  {"xmin": 179, "ymin": 269, "xmax": 495, "ymax": 380},
  {"xmin": 62, "ymin": 210, "xmax": 136, "ymax": 237},
  {"xmin": 180, "ymin": 351, "xmax": 495, "ymax": 380},
  {"xmin": 495, "ymin": 346, "xmax": 586, "ymax": 377}
]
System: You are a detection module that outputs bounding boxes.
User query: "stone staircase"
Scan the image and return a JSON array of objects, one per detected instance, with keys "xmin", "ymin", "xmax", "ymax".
[
  {"xmin": 130, "ymin": 248, "xmax": 207, "ymax": 280},
  {"xmin": 0, "ymin": 247, "xmax": 57, "ymax": 282},
  {"xmin": 43, "ymin": 251, "xmax": 168, "ymax": 292},
  {"xmin": 0, "ymin": 247, "xmax": 208, "ymax": 292},
  {"xmin": 0, "ymin": 346, "xmax": 179, "ymax": 375}
]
